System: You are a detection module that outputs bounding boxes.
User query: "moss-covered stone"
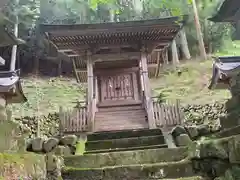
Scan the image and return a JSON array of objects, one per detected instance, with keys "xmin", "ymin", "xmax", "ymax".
[
  {"xmin": 188, "ymin": 137, "xmax": 229, "ymax": 160},
  {"xmin": 31, "ymin": 137, "xmax": 44, "ymax": 152},
  {"xmin": 54, "ymin": 145, "xmax": 71, "ymax": 156},
  {"xmin": 228, "ymin": 135, "xmax": 240, "ymax": 163},
  {"xmin": 64, "ymin": 147, "xmax": 188, "ymax": 168},
  {"xmin": 60, "ymin": 135, "xmax": 77, "ymax": 146},
  {"xmin": 185, "ymin": 126, "xmax": 199, "ymax": 140},
  {"xmin": 62, "ymin": 160, "xmax": 194, "ymax": 180},
  {"xmin": 87, "ymin": 129, "xmax": 162, "ymax": 141},
  {"xmin": 0, "ymin": 153, "xmax": 46, "ymax": 179},
  {"xmin": 175, "ymin": 134, "xmax": 193, "ymax": 147},
  {"xmin": 43, "ymin": 138, "xmax": 59, "ymax": 153},
  {"xmin": 215, "ymin": 125, "xmax": 240, "ymax": 138},
  {"xmin": 171, "ymin": 126, "xmax": 188, "ymax": 138},
  {"xmin": 85, "ymin": 135, "xmax": 165, "ymax": 151}
]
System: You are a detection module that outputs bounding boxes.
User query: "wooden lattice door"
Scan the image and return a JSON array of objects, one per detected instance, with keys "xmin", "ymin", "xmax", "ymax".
[{"xmin": 100, "ymin": 73, "xmax": 137, "ymax": 103}]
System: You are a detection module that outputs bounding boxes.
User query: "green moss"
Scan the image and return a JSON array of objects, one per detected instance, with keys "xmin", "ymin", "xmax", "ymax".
[
  {"xmin": 75, "ymin": 140, "xmax": 85, "ymax": 155},
  {"xmin": 0, "ymin": 152, "xmax": 46, "ymax": 179}
]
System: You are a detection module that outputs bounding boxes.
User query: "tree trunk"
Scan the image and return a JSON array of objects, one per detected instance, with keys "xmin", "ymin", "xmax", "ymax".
[
  {"xmin": 110, "ymin": 9, "xmax": 115, "ymax": 22},
  {"xmin": 0, "ymin": 95, "xmax": 7, "ymax": 121},
  {"xmin": 192, "ymin": 0, "xmax": 207, "ymax": 60},
  {"xmin": 179, "ymin": 28, "xmax": 191, "ymax": 60},
  {"xmin": 10, "ymin": 15, "xmax": 18, "ymax": 71},
  {"xmin": 171, "ymin": 39, "xmax": 179, "ymax": 65}
]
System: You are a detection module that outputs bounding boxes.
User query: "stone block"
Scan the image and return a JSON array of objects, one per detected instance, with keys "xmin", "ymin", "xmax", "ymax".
[
  {"xmin": 54, "ymin": 145, "xmax": 71, "ymax": 156},
  {"xmin": 31, "ymin": 137, "xmax": 44, "ymax": 152},
  {"xmin": 43, "ymin": 138, "xmax": 59, "ymax": 153},
  {"xmin": 60, "ymin": 135, "xmax": 77, "ymax": 146},
  {"xmin": 171, "ymin": 125, "xmax": 187, "ymax": 138},
  {"xmin": 175, "ymin": 134, "xmax": 192, "ymax": 147}
]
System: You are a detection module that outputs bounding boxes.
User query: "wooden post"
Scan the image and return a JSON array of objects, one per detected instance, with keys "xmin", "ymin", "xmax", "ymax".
[
  {"xmin": 87, "ymin": 50, "xmax": 94, "ymax": 131},
  {"xmin": 163, "ymin": 48, "xmax": 169, "ymax": 65},
  {"xmin": 87, "ymin": 51, "xmax": 94, "ymax": 104},
  {"xmin": 58, "ymin": 58, "xmax": 62, "ymax": 76},
  {"xmin": 171, "ymin": 39, "xmax": 179, "ymax": 65},
  {"xmin": 192, "ymin": 0, "xmax": 207, "ymax": 60},
  {"xmin": 95, "ymin": 76, "xmax": 99, "ymax": 109},
  {"xmin": 154, "ymin": 51, "xmax": 161, "ymax": 78},
  {"xmin": 140, "ymin": 47, "xmax": 156, "ymax": 129},
  {"xmin": 179, "ymin": 28, "xmax": 191, "ymax": 60}
]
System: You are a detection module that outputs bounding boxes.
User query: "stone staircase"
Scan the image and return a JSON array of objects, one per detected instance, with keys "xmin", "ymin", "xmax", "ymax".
[{"xmin": 62, "ymin": 129, "xmax": 205, "ymax": 179}]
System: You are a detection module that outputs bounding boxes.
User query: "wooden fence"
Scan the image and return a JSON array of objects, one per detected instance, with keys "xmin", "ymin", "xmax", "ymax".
[
  {"xmin": 59, "ymin": 106, "xmax": 89, "ymax": 134},
  {"xmin": 152, "ymin": 100, "xmax": 184, "ymax": 128}
]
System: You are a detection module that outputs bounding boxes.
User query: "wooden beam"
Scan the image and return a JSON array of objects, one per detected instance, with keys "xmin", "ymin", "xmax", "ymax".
[{"xmin": 93, "ymin": 52, "xmax": 140, "ymax": 62}]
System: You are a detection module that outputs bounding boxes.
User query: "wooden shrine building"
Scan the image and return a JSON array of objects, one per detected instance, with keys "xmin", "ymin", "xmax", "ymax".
[{"xmin": 40, "ymin": 16, "xmax": 186, "ymax": 133}]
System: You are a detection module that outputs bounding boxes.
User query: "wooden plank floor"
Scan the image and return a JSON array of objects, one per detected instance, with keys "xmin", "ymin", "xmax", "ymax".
[{"xmin": 94, "ymin": 105, "xmax": 148, "ymax": 132}]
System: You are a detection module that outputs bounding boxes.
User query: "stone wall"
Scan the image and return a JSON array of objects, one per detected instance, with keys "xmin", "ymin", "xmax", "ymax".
[
  {"xmin": 189, "ymin": 134, "xmax": 240, "ymax": 179},
  {"xmin": 12, "ymin": 103, "xmax": 227, "ymax": 138},
  {"xmin": 182, "ymin": 103, "xmax": 226, "ymax": 126}
]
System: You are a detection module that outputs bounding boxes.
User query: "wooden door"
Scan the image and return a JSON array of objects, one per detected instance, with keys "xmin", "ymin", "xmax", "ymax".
[{"xmin": 99, "ymin": 72, "xmax": 139, "ymax": 105}]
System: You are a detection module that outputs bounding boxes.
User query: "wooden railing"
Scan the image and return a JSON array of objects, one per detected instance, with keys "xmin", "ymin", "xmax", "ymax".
[
  {"xmin": 152, "ymin": 99, "xmax": 184, "ymax": 128},
  {"xmin": 59, "ymin": 105, "xmax": 89, "ymax": 134}
]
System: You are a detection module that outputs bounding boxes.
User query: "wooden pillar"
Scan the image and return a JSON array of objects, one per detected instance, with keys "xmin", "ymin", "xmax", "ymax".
[
  {"xmin": 87, "ymin": 50, "xmax": 94, "ymax": 130},
  {"xmin": 87, "ymin": 51, "xmax": 94, "ymax": 104},
  {"xmin": 163, "ymin": 48, "xmax": 169, "ymax": 65},
  {"xmin": 171, "ymin": 39, "xmax": 179, "ymax": 65},
  {"xmin": 179, "ymin": 28, "xmax": 191, "ymax": 60},
  {"xmin": 140, "ymin": 47, "xmax": 156, "ymax": 129},
  {"xmin": 95, "ymin": 76, "xmax": 99, "ymax": 107}
]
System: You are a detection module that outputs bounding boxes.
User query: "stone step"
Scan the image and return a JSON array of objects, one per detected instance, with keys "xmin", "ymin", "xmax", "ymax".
[
  {"xmin": 85, "ymin": 135, "xmax": 166, "ymax": 151},
  {"xmin": 64, "ymin": 147, "xmax": 188, "ymax": 168},
  {"xmin": 162, "ymin": 177, "xmax": 205, "ymax": 180},
  {"xmin": 85, "ymin": 144, "xmax": 168, "ymax": 154},
  {"xmin": 62, "ymin": 160, "xmax": 195, "ymax": 180},
  {"xmin": 214, "ymin": 125, "xmax": 240, "ymax": 138},
  {"xmin": 87, "ymin": 128, "xmax": 163, "ymax": 141}
]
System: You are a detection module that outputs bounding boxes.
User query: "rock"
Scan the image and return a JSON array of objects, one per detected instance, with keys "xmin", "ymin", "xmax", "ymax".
[
  {"xmin": 197, "ymin": 125, "xmax": 210, "ymax": 136},
  {"xmin": 60, "ymin": 135, "xmax": 77, "ymax": 146},
  {"xmin": 54, "ymin": 145, "xmax": 71, "ymax": 156},
  {"xmin": 171, "ymin": 126, "xmax": 187, "ymax": 138},
  {"xmin": 175, "ymin": 134, "xmax": 192, "ymax": 147},
  {"xmin": 185, "ymin": 126, "xmax": 199, "ymax": 139},
  {"xmin": 43, "ymin": 138, "xmax": 59, "ymax": 153},
  {"xmin": 31, "ymin": 137, "xmax": 44, "ymax": 152}
]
